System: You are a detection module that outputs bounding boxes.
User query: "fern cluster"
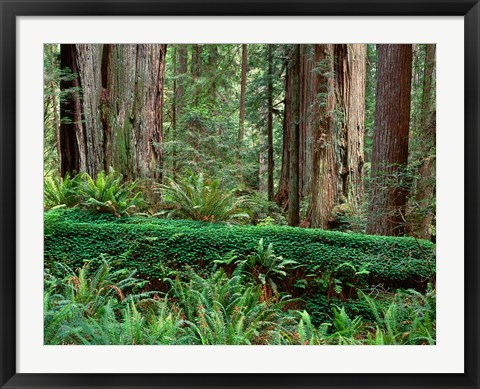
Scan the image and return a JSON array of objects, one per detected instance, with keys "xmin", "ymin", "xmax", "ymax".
[
  {"xmin": 158, "ymin": 173, "xmax": 249, "ymax": 222},
  {"xmin": 45, "ymin": 252, "xmax": 436, "ymax": 346},
  {"xmin": 44, "ymin": 171, "xmax": 146, "ymax": 215}
]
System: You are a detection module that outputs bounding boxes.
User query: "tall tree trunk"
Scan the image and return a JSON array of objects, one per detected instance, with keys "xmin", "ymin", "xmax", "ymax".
[
  {"xmin": 276, "ymin": 44, "xmax": 366, "ymax": 229},
  {"xmin": 110, "ymin": 44, "xmax": 167, "ymax": 181},
  {"xmin": 413, "ymin": 44, "xmax": 436, "ymax": 239},
  {"xmin": 189, "ymin": 44, "xmax": 203, "ymax": 163},
  {"xmin": 100, "ymin": 44, "xmax": 113, "ymax": 173},
  {"xmin": 278, "ymin": 44, "xmax": 316, "ymax": 207},
  {"xmin": 267, "ymin": 44, "xmax": 275, "ymax": 201},
  {"xmin": 191, "ymin": 44, "xmax": 202, "ymax": 79},
  {"xmin": 50, "ymin": 45, "xmax": 61, "ymax": 167},
  {"xmin": 208, "ymin": 45, "xmax": 219, "ymax": 99},
  {"xmin": 275, "ymin": 46, "xmax": 292, "ymax": 208},
  {"xmin": 298, "ymin": 45, "xmax": 315, "ymax": 201},
  {"xmin": 172, "ymin": 47, "xmax": 178, "ymax": 180},
  {"xmin": 334, "ymin": 44, "xmax": 367, "ymax": 215},
  {"xmin": 174, "ymin": 45, "xmax": 188, "ymax": 177},
  {"xmin": 287, "ymin": 45, "xmax": 301, "ymax": 226},
  {"xmin": 308, "ymin": 44, "xmax": 338, "ymax": 229},
  {"xmin": 59, "ymin": 44, "xmax": 81, "ymax": 177},
  {"xmin": 59, "ymin": 44, "xmax": 167, "ymax": 181},
  {"xmin": 258, "ymin": 124, "xmax": 268, "ymax": 193},
  {"xmin": 75, "ymin": 44, "xmax": 104, "ymax": 177},
  {"xmin": 366, "ymin": 44, "xmax": 413, "ymax": 236},
  {"xmin": 238, "ymin": 44, "xmax": 248, "ymax": 144}
]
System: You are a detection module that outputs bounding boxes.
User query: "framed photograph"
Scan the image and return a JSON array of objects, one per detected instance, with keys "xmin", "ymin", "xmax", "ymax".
[{"xmin": 1, "ymin": 0, "xmax": 478, "ymax": 388}]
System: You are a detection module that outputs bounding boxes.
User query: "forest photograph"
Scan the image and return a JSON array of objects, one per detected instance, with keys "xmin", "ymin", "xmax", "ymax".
[{"xmin": 43, "ymin": 43, "xmax": 436, "ymax": 346}]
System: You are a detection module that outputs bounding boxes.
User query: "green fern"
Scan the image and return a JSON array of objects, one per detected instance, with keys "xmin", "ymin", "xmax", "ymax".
[
  {"xmin": 159, "ymin": 173, "xmax": 250, "ymax": 222},
  {"xmin": 44, "ymin": 173, "xmax": 83, "ymax": 209},
  {"xmin": 166, "ymin": 269, "xmax": 295, "ymax": 345},
  {"xmin": 80, "ymin": 171, "xmax": 146, "ymax": 216}
]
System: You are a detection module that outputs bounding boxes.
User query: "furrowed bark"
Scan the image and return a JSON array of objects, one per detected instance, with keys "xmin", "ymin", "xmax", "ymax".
[{"xmin": 367, "ymin": 44, "xmax": 413, "ymax": 236}]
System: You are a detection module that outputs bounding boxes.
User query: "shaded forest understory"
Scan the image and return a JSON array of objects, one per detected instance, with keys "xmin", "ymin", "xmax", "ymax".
[{"xmin": 44, "ymin": 44, "xmax": 436, "ymax": 345}]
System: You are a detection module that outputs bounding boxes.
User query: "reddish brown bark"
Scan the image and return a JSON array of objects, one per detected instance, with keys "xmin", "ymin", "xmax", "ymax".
[
  {"xmin": 59, "ymin": 44, "xmax": 81, "ymax": 177},
  {"xmin": 367, "ymin": 44, "xmax": 413, "ymax": 236},
  {"xmin": 100, "ymin": 44, "xmax": 112, "ymax": 173},
  {"xmin": 239, "ymin": 44, "xmax": 248, "ymax": 143},
  {"xmin": 413, "ymin": 44, "xmax": 436, "ymax": 239},
  {"xmin": 275, "ymin": 46, "xmax": 292, "ymax": 208},
  {"xmin": 288, "ymin": 45, "xmax": 301, "ymax": 227},
  {"xmin": 276, "ymin": 44, "xmax": 366, "ymax": 230},
  {"xmin": 59, "ymin": 44, "xmax": 167, "ymax": 181},
  {"xmin": 308, "ymin": 44, "xmax": 338, "ymax": 229},
  {"xmin": 298, "ymin": 45, "xmax": 315, "ymax": 201},
  {"xmin": 267, "ymin": 44, "xmax": 275, "ymax": 201},
  {"xmin": 334, "ymin": 44, "xmax": 367, "ymax": 214}
]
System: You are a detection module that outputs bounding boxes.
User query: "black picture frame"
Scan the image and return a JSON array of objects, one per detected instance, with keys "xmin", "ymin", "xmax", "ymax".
[{"xmin": 1, "ymin": 1, "xmax": 478, "ymax": 388}]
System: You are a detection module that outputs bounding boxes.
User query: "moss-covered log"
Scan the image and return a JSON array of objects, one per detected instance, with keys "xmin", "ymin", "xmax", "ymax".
[{"xmin": 45, "ymin": 210, "xmax": 435, "ymax": 293}]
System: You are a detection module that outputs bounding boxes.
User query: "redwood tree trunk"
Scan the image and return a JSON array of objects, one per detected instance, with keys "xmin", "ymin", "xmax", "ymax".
[
  {"xmin": 174, "ymin": 45, "xmax": 188, "ymax": 178},
  {"xmin": 308, "ymin": 44, "xmax": 338, "ymax": 229},
  {"xmin": 366, "ymin": 44, "xmax": 413, "ymax": 236},
  {"xmin": 413, "ymin": 44, "xmax": 436, "ymax": 239},
  {"xmin": 238, "ymin": 44, "xmax": 248, "ymax": 144},
  {"xmin": 275, "ymin": 46, "xmax": 292, "ymax": 208},
  {"xmin": 59, "ymin": 44, "xmax": 167, "ymax": 181},
  {"xmin": 334, "ymin": 44, "xmax": 367, "ymax": 214},
  {"xmin": 298, "ymin": 45, "xmax": 315, "ymax": 201},
  {"xmin": 267, "ymin": 45, "xmax": 275, "ymax": 201},
  {"xmin": 108, "ymin": 44, "xmax": 167, "ymax": 181},
  {"xmin": 59, "ymin": 44, "xmax": 81, "ymax": 177},
  {"xmin": 287, "ymin": 45, "xmax": 301, "ymax": 227},
  {"xmin": 276, "ymin": 44, "xmax": 366, "ymax": 229}
]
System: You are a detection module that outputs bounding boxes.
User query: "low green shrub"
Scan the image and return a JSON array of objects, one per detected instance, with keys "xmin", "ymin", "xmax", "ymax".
[
  {"xmin": 44, "ymin": 171, "xmax": 146, "ymax": 216},
  {"xmin": 44, "ymin": 173, "xmax": 83, "ymax": 209},
  {"xmin": 80, "ymin": 171, "xmax": 146, "ymax": 216},
  {"xmin": 45, "ymin": 259, "xmax": 299, "ymax": 345},
  {"xmin": 305, "ymin": 293, "xmax": 378, "ymax": 326},
  {"xmin": 44, "ymin": 252, "xmax": 435, "ymax": 345},
  {"xmin": 359, "ymin": 287, "xmax": 436, "ymax": 345},
  {"xmin": 44, "ymin": 209, "xmax": 435, "ymax": 293},
  {"xmin": 214, "ymin": 238, "xmax": 299, "ymax": 301},
  {"xmin": 44, "ymin": 259, "xmax": 150, "ymax": 344},
  {"xmin": 245, "ymin": 192, "xmax": 287, "ymax": 226},
  {"xmin": 158, "ymin": 173, "xmax": 249, "ymax": 222}
]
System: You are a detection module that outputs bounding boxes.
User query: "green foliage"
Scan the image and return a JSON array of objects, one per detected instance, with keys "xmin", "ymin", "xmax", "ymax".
[
  {"xmin": 43, "ymin": 171, "xmax": 146, "ymax": 216},
  {"xmin": 328, "ymin": 306, "xmax": 364, "ymax": 344},
  {"xmin": 44, "ymin": 259, "xmax": 149, "ymax": 344},
  {"xmin": 305, "ymin": 293, "xmax": 376, "ymax": 326},
  {"xmin": 80, "ymin": 171, "xmax": 146, "ymax": 216},
  {"xmin": 159, "ymin": 173, "xmax": 249, "ymax": 222},
  {"xmin": 44, "ymin": 209, "xmax": 436, "ymax": 291},
  {"xmin": 215, "ymin": 238, "xmax": 299, "ymax": 301},
  {"xmin": 167, "ymin": 269, "xmax": 296, "ymax": 345},
  {"xmin": 45, "ymin": 260, "xmax": 297, "ymax": 345},
  {"xmin": 295, "ymin": 310, "xmax": 329, "ymax": 345},
  {"xmin": 359, "ymin": 287, "xmax": 436, "ymax": 345},
  {"xmin": 246, "ymin": 192, "xmax": 287, "ymax": 226},
  {"xmin": 44, "ymin": 249, "xmax": 436, "ymax": 345},
  {"xmin": 44, "ymin": 174, "xmax": 83, "ymax": 209},
  {"xmin": 305, "ymin": 260, "xmax": 371, "ymax": 300}
]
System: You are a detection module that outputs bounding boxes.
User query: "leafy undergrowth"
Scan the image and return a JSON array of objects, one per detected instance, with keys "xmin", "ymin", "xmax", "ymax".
[
  {"xmin": 44, "ymin": 209, "xmax": 435, "ymax": 294},
  {"xmin": 44, "ymin": 209, "xmax": 436, "ymax": 345},
  {"xmin": 45, "ymin": 259, "xmax": 436, "ymax": 345}
]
